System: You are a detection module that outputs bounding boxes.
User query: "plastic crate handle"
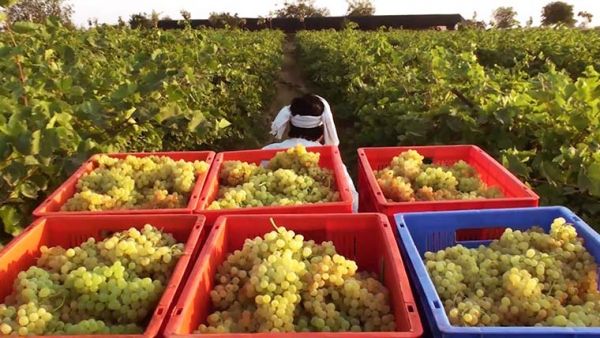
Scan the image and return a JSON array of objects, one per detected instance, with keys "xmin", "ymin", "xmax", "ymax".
[{"xmin": 396, "ymin": 216, "xmax": 449, "ymax": 321}]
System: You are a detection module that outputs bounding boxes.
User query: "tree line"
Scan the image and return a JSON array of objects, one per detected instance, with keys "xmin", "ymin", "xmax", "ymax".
[{"xmin": 0, "ymin": 0, "xmax": 595, "ymax": 29}]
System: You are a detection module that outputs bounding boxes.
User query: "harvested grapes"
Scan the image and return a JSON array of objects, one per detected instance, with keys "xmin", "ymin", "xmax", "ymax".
[
  {"xmin": 62, "ymin": 155, "xmax": 209, "ymax": 211},
  {"xmin": 198, "ymin": 220, "xmax": 395, "ymax": 333},
  {"xmin": 374, "ymin": 150, "xmax": 502, "ymax": 202},
  {"xmin": 425, "ymin": 217, "xmax": 600, "ymax": 327},
  {"xmin": 208, "ymin": 145, "xmax": 339, "ymax": 209},
  {"xmin": 0, "ymin": 225, "xmax": 183, "ymax": 335}
]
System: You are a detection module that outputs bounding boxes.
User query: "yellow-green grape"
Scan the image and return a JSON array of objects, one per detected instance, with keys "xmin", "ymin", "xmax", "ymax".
[
  {"xmin": 450, "ymin": 160, "xmax": 477, "ymax": 178},
  {"xmin": 220, "ymin": 161, "xmax": 262, "ymax": 186},
  {"xmin": 425, "ymin": 218, "xmax": 600, "ymax": 327},
  {"xmin": 389, "ymin": 150, "xmax": 423, "ymax": 180},
  {"xmin": 268, "ymin": 144, "xmax": 320, "ymax": 173},
  {"xmin": 374, "ymin": 150, "xmax": 504, "ymax": 202},
  {"xmin": 62, "ymin": 155, "xmax": 209, "ymax": 211},
  {"xmin": 208, "ymin": 146, "xmax": 340, "ymax": 210},
  {"xmin": 198, "ymin": 223, "xmax": 395, "ymax": 333},
  {"xmin": 415, "ymin": 167, "xmax": 458, "ymax": 191},
  {"xmin": 376, "ymin": 170, "xmax": 415, "ymax": 202},
  {"xmin": 0, "ymin": 225, "xmax": 182, "ymax": 335}
]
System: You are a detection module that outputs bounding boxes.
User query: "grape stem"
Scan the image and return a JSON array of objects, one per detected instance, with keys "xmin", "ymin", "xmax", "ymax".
[
  {"xmin": 52, "ymin": 292, "xmax": 67, "ymax": 312},
  {"xmin": 269, "ymin": 217, "xmax": 279, "ymax": 231}
]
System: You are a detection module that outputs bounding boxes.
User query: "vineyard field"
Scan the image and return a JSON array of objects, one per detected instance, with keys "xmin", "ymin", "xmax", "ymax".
[
  {"xmin": 297, "ymin": 28, "xmax": 600, "ymax": 228},
  {"xmin": 1, "ymin": 23, "xmax": 600, "ymax": 239},
  {"xmin": 0, "ymin": 21, "xmax": 284, "ymax": 237}
]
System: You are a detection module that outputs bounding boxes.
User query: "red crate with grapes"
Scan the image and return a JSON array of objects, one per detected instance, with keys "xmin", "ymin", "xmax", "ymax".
[
  {"xmin": 164, "ymin": 213, "xmax": 423, "ymax": 337},
  {"xmin": 195, "ymin": 146, "xmax": 353, "ymax": 225},
  {"xmin": 0, "ymin": 214, "xmax": 205, "ymax": 338},
  {"xmin": 33, "ymin": 151, "xmax": 215, "ymax": 217},
  {"xmin": 357, "ymin": 145, "xmax": 539, "ymax": 240}
]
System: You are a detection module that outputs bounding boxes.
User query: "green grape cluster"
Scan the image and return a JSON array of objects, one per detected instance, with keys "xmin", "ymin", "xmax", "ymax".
[
  {"xmin": 267, "ymin": 144, "xmax": 321, "ymax": 173},
  {"xmin": 375, "ymin": 151, "xmax": 504, "ymax": 202},
  {"xmin": 0, "ymin": 224, "xmax": 183, "ymax": 335},
  {"xmin": 197, "ymin": 221, "xmax": 395, "ymax": 333},
  {"xmin": 425, "ymin": 217, "xmax": 600, "ymax": 327},
  {"xmin": 62, "ymin": 155, "xmax": 209, "ymax": 211},
  {"xmin": 208, "ymin": 145, "xmax": 339, "ymax": 210}
]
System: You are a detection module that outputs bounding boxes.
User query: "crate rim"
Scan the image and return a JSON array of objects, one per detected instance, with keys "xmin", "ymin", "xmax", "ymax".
[
  {"xmin": 395, "ymin": 205, "xmax": 600, "ymax": 335},
  {"xmin": 32, "ymin": 150, "xmax": 216, "ymax": 217},
  {"xmin": 195, "ymin": 145, "xmax": 353, "ymax": 212},
  {"xmin": 357, "ymin": 144, "xmax": 539, "ymax": 207}
]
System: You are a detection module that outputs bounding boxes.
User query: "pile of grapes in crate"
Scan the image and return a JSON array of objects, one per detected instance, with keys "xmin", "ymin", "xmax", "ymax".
[
  {"xmin": 0, "ymin": 225, "xmax": 183, "ymax": 335},
  {"xmin": 199, "ymin": 220, "xmax": 395, "ymax": 333},
  {"xmin": 63, "ymin": 155, "xmax": 209, "ymax": 211},
  {"xmin": 208, "ymin": 145, "xmax": 340, "ymax": 209},
  {"xmin": 375, "ymin": 150, "xmax": 502, "ymax": 202},
  {"xmin": 426, "ymin": 217, "xmax": 600, "ymax": 327}
]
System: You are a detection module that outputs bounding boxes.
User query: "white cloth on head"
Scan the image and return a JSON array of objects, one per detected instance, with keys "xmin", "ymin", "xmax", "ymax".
[
  {"xmin": 262, "ymin": 138, "xmax": 358, "ymax": 213},
  {"xmin": 270, "ymin": 95, "xmax": 340, "ymax": 146}
]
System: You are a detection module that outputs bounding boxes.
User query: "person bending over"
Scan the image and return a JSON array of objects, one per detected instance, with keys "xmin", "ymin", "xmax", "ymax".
[{"xmin": 263, "ymin": 94, "xmax": 359, "ymax": 212}]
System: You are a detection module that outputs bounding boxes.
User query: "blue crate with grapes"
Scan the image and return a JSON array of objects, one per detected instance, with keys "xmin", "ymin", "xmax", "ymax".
[{"xmin": 396, "ymin": 206, "xmax": 600, "ymax": 338}]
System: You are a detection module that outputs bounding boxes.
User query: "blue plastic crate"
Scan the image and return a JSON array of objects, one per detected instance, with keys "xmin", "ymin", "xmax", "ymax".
[{"xmin": 395, "ymin": 206, "xmax": 600, "ymax": 338}]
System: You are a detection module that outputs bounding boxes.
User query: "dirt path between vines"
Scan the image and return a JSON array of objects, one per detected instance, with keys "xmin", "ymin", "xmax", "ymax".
[{"xmin": 265, "ymin": 34, "xmax": 310, "ymax": 142}]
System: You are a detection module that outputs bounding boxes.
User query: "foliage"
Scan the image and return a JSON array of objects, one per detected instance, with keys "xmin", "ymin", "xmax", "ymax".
[
  {"xmin": 208, "ymin": 12, "xmax": 246, "ymax": 29},
  {"xmin": 457, "ymin": 11, "xmax": 486, "ymax": 30},
  {"xmin": 578, "ymin": 11, "xmax": 593, "ymax": 28},
  {"xmin": 5, "ymin": 0, "xmax": 72, "ymax": 25},
  {"xmin": 542, "ymin": 1, "xmax": 576, "ymax": 27},
  {"xmin": 346, "ymin": 0, "xmax": 375, "ymax": 17},
  {"xmin": 297, "ymin": 28, "xmax": 600, "ymax": 228},
  {"xmin": 492, "ymin": 6, "xmax": 519, "ymax": 29},
  {"xmin": 128, "ymin": 12, "xmax": 151, "ymax": 29},
  {"xmin": 0, "ymin": 22, "xmax": 284, "ymax": 238},
  {"xmin": 271, "ymin": 0, "xmax": 330, "ymax": 20},
  {"xmin": 180, "ymin": 10, "xmax": 191, "ymax": 22}
]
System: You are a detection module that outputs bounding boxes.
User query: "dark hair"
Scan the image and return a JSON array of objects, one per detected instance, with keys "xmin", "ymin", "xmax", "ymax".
[{"xmin": 288, "ymin": 94, "xmax": 324, "ymax": 141}]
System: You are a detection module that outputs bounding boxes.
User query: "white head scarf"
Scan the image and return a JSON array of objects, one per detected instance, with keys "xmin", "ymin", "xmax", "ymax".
[{"xmin": 270, "ymin": 95, "xmax": 340, "ymax": 146}]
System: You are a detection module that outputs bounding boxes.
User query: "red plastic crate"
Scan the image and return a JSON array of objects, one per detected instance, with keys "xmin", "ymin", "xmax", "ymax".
[
  {"xmin": 195, "ymin": 146, "xmax": 353, "ymax": 225},
  {"xmin": 0, "ymin": 214, "xmax": 206, "ymax": 338},
  {"xmin": 357, "ymin": 145, "xmax": 539, "ymax": 240},
  {"xmin": 164, "ymin": 213, "xmax": 423, "ymax": 338},
  {"xmin": 33, "ymin": 151, "xmax": 215, "ymax": 217}
]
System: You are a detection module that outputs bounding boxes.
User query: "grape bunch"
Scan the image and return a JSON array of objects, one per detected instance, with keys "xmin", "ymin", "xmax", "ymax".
[
  {"xmin": 62, "ymin": 155, "xmax": 209, "ymax": 211},
  {"xmin": 425, "ymin": 217, "xmax": 600, "ymax": 327},
  {"xmin": 0, "ymin": 225, "xmax": 183, "ymax": 335},
  {"xmin": 208, "ymin": 145, "xmax": 340, "ymax": 210},
  {"xmin": 197, "ymin": 221, "xmax": 395, "ymax": 333},
  {"xmin": 375, "ymin": 150, "xmax": 503, "ymax": 202}
]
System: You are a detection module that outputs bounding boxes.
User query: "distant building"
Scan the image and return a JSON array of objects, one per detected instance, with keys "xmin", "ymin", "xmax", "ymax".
[{"xmin": 159, "ymin": 14, "xmax": 465, "ymax": 31}]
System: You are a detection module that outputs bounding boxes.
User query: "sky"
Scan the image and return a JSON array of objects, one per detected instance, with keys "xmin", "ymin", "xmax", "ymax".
[{"xmin": 69, "ymin": 0, "xmax": 600, "ymax": 27}]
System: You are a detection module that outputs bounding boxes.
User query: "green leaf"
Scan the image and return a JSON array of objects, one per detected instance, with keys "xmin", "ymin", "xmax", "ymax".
[
  {"xmin": 29, "ymin": 174, "xmax": 48, "ymax": 192},
  {"xmin": 2, "ymin": 161, "xmax": 26, "ymax": 186},
  {"xmin": 587, "ymin": 163, "xmax": 600, "ymax": 197},
  {"xmin": 0, "ymin": 134, "xmax": 9, "ymax": 159},
  {"xmin": 0, "ymin": 12, "xmax": 6, "ymax": 23},
  {"xmin": 502, "ymin": 153, "xmax": 530, "ymax": 178},
  {"xmin": 62, "ymin": 46, "xmax": 75, "ymax": 65},
  {"xmin": 0, "ymin": 0, "xmax": 19, "ymax": 7},
  {"xmin": 187, "ymin": 111, "xmax": 205, "ymax": 131},
  {"xmin": 40, "ymin": 127, "xmax": 75, "ymax": 157},
  {"xmin": 156, "ymin": 104, "xmax": 181, "ymax": 123},
  {"xmin": 217, "ymin": 118, "xmax": 231, "ymax": 129},
  {"xmin": 19, "ymin": 181, "xmax": 40, "ymax": 199},
  {"xmin": 0, "ymin": 205, "xmax": 23, "ymax": 236},
  {"xmin": 540, "ymin": 161, "xmax": 563, "ymax": 185},
  {"xmin": 13, "ymin": 130, "xmax": 32, "ymax": 155},
  {"xmin": 11, "ymin": 21, "xmax": 42, "ymax": 34}
]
